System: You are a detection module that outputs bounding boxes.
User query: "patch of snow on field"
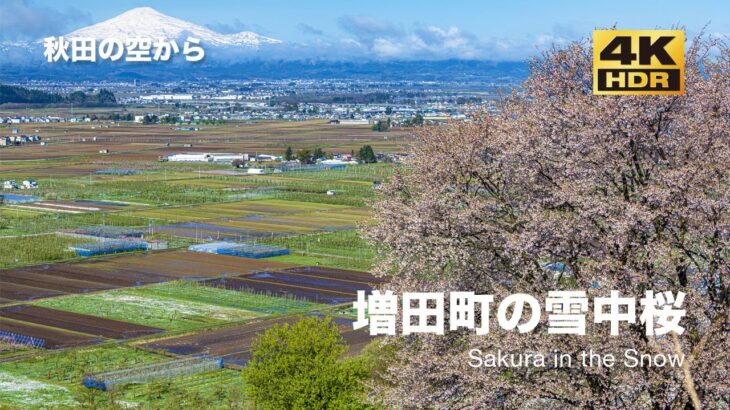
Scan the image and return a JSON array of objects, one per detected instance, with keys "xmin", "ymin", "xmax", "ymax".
[
  {"xmin": 97, "ymin": 293, "xmax": 254, "ymax": 320},
  {"xmin": 0, "ymin": 371, "xmax": 76, "ymax": 407}
]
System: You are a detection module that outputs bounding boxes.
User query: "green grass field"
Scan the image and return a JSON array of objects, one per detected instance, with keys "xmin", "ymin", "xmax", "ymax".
[
  {"xmin": 129, "ymin": 280, "xmax": 325, "ymax": 314},
  {"xmin": 33, "ymin": 282, "xmax": 325, "ymax": 331},
  {"xmin": 0, "ymin": 234, "xmax": 78, "ymax": 268},
  {"xmin": 262, "ymin": 229, "xmax": 375, "ymax": 271},
  {"xmin": 34, "ymin": 290, "xmax": 262, "ymax": 332},
  {"xmin": 0, "ymin": 345, "xmax": 244, "ymax": 409}
]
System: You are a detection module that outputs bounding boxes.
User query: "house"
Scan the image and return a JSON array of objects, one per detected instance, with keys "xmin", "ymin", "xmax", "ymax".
[
  {"xmin": 0, "ymin": 137, "xmax": 9, "ymax": 146},
  {"xmin": 321, "ymin": 159, "xmax": 358, "ymax": 166},
  {"xmin": 338, "ymin": 119, "xmax": 370, "ymax": 125},
  {"xmin": 21, "ymin": 179, "xmax": 38, "ymax": 189},
  {"xmin": 3, "ymin": 180, "xmax": 19, "ymax": 190}
]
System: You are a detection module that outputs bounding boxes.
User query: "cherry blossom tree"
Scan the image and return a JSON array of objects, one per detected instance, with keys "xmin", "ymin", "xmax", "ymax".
[{"xmin": 365, "ymin": 35, "xmax": 729, "ymax": 409}]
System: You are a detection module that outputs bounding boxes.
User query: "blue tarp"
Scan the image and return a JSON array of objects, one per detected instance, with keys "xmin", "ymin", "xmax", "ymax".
[{"xmin": 0, "ymin": 193, "xmax": 39, "ymax": 204}]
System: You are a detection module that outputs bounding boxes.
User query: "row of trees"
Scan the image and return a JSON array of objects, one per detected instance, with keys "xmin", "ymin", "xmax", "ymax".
[
  {"xmin": 0, "ymin": 85, "xmax": 116, "ymax": 106},
  {"xmin": 283, "ymin": 146, "xmax": 327, "ymax": 163},
  {"xmin": 281, "ymin": 145, "xmax": 377, "ymax": 164},
  {"xmin": 372, "ymin": 113, "xmax": 424, "ymax": 131}
]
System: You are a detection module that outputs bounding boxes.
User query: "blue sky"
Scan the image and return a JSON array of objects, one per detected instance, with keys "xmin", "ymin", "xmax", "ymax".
[{"xmin": 2, "ymin": 0, "xmax": 728, "ymax": 60}]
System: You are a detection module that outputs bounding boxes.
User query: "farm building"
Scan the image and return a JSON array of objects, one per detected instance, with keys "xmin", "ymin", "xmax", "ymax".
[
  {"xmin": 167, "ymin": 153, "xmax": 212, "ymax": 162},
  {"xmin": 252, "ymin": 154, "xmax": 281, "ymax": 162},
  {"xmin": 320, "ymin": 159, "xmax": 358, "ymax": 165},
  {"xmin": 208, "ymin": 153, "xmax": 247, "ymax": 163},
  {"xmin": 166, "ymin": 153, "xmax": 246, "ymax": 163},
  {"xmin": 2, "ymin": 180, "xmax": 18, "ymax": 190}
]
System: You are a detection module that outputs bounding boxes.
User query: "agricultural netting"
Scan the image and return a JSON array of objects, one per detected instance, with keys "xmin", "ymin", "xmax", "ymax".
[
  {"xmin": 279, "ymin": 164, "xmax": 347, "ymax": 172},
  {"xmin": 70, "ymin": 239, "xmax": 149, "ymax": 256},
  {"xmin": 83, "ymin": 355, "xmax": 223, "ymax": 391},
  {"xmin": 188, "ymin": 241, "xmax": 289, "ymax": 258},
  {"xmin": 65, "ymin": 226, "xmax": 145, "ymax": 238},
  {"xmin": 95, "ymin": 168, "xmax": 141, "ymax": 175},
  {"xmin": 0, "ymin": 330, "xmax": 46, "ymax": 348}
]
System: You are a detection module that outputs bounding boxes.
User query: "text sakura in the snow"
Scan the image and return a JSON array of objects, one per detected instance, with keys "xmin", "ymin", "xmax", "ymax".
[
  {"xmin": 353, "ymin": 290, "xmax": 686, "ymax": 337},
  {"xmin": 43, "ymin": 37, "xmax": 205, "ymax": 63}
]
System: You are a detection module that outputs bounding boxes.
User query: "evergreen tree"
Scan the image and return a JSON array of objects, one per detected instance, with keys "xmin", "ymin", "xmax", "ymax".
[{"xmin": 358, "ymin": 145, "xmax": 376, "ymax": 163}]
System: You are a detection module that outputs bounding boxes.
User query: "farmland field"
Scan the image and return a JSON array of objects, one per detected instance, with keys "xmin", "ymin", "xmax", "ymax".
[
  {"xmin": 201, "ymin": 266, "xmax": 380, "ymax": 304},
  {"xmin": 0, "ymin": 251, "xmax": 298, "ymax": 302},
  {"xmin": 0, "ymin": 118, "xmax": 398, "ymax": 408},
  {"xmin": 0, "ymin": 345, "xmax": 170, "ymax": 408},
  {"xmin": 34, "ymin": 288, "xmax": 266, "ymax": 331},
  {"xmin": 0, "ymin": 305, "xmax": 163, "ymax": 339},
  {"xmin": 0, "ymin": 234, "xmax": 77, "ymax": 270},
  {"xmin": 142, "ymin": 315, "xmax": 371, "ymax": 366},
  {"xmin": 0, "ymin": 318, "xmax": 102, "ymax": 349},
  {"xmin": 261, "ymin": 229, "xmax": 376, "ymax": 271},
  {"xmin": 33, "ymin": 281, "xmax": 326, "ymax": 331},
  {"xmin": 0, "ymin": 121, "xmax": 410, "ymax": 164}
]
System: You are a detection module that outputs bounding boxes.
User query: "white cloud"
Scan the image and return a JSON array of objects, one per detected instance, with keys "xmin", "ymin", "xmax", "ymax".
[
  {"xmin": 372, "ymin": 38, "xmax": 403, "ymax": 57},
  {"xmin": 336, "ymin": 20, "xmax": 484, "ymax": 59}
]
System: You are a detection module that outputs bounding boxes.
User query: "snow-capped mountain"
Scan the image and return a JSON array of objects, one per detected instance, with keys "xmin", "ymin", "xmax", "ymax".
[{"xmin": 62, "ymin": 7, "xmax": 281, "ymax": 47}]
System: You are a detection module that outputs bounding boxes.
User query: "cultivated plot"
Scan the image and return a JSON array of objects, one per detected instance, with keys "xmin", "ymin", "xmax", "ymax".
[
  {"xmin": 0, "ymin": 305, "xmax": 162, "ymax": 340},
  {"xmin": 0, "ymin": 250, "xmax": 297, "ymax": 302},
  {"xmin": 202, "ymin": 266, "xmax": 380, "ymax": 304},
  {"xmin": 142, "ymin": 316, "xmax": 371, "ymax": 366},
  {"xmin": 33, "ymin": 289, "xmax": 265, "ymax": 332},
  {"xmin": 0, "ymin": 318, "xmax": 101, "ymax": 349},
  {"xmin": 33, "ymin": 281, "xmax": 321, "ymax": 331}
]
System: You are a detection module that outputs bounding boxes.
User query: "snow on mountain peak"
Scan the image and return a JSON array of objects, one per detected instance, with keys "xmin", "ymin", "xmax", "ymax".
[{"xmin": 63, "ymin": 7, "xmax": 281, "ymax": 47}]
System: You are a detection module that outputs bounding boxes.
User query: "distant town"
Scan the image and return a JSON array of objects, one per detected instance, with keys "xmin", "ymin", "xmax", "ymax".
[{"xmin": 1, "ymin": 79, "xmax": 504, "ymax": 125}]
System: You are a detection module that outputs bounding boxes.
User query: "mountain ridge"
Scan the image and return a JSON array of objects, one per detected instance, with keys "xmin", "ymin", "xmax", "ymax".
[{"xmin": 58, "ymin": 7, "xmax": 281, "ymax": 47}]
